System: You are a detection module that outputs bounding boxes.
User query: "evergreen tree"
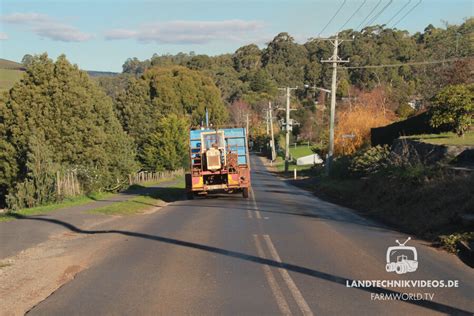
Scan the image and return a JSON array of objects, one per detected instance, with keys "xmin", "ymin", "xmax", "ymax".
[
  {"xmin": 1, "ymin": 54, "xmax": 137, "ymax": 207},
  {"xmin": 140, "ymin": 114, "xmax": 189, "ymax": 171}
]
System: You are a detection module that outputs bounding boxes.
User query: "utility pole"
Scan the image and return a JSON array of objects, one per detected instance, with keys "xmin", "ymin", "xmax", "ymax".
[
  {"xmin": 321, "ymin": 33, "xmax": 349, "ymax": 174},
  {"xmin": 265, "ymin": 107, "xmax": 270, "ymax": 135},
  {"xmin": 278, "ymin": 86, "xmax": 298, "ymax": 172},
  {"xmin": 269, "ymin": 101, "xmax": 276, "ymax": 161},
  {"xmin": 246, "ymin": 113, "xmax": 249, "ymax": 135}
]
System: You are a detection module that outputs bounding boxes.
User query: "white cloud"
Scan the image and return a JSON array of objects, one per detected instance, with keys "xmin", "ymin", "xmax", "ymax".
[
  {"xmin": 0, "ymin": 32, "xmax": 8, "ymax": 40},
  {"xmin": 0, "ymin": 12, "xmax": 91, "ymax": 42},
  {"xmin": 104, "ymin": 19, "xmax": 265, "ymax": 44}
]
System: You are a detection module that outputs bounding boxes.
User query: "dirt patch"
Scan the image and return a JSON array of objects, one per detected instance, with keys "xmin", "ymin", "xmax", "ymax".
[{"xmin": 0, "ymin": 228, "xmax": 122, "ymax": 315}]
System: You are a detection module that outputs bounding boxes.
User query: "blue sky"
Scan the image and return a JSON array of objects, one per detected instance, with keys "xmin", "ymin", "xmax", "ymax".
[{"xmin": 0, "ymin": 0, "xmax": 472, "ymax": 72}]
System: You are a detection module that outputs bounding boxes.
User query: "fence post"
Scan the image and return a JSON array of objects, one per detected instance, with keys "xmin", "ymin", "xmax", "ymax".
[{"xmin": 56, "ymin": 171, "xmax": 61, "ymax": 197}]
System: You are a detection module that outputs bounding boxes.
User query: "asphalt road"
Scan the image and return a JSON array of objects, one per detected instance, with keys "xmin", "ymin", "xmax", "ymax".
[
  {"xmin": 0, "ymin": 179, "xmax": 181, "ymax": 260},
  {"xmin": 28, "ymin": 155, "xmax": 474, "ymax": 315}
]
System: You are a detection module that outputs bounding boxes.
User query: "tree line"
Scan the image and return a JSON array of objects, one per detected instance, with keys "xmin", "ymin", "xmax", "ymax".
[
  {"xmin": 0, "ymin": 56, "xmax": 227, "ymax": 209},
  {"xmin": 114, "ymin": 18, "xmax": 473, "ymax": 151},
  {"xmin": 1, "ymin": 19, "xmax": 472, "ymax": 209}
]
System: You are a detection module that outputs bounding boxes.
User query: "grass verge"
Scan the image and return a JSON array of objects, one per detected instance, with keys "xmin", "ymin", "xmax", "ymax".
[
  {"xmin": 90, "ymin": 177, "xmax": 185, "ymax": 216},
  {"xmin": 0, "ymin": 192, "xmax": 113, "ymax": 222}
]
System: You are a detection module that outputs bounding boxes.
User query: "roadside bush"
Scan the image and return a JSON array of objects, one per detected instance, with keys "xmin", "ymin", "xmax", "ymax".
[
  {"xmin": 311, "ymin": 143, "xmax": 328, "ymax": 160},
  {"xmin": 395, "ymin": 103, "xmax": 416, "ymax": 119},
  {"xmin": 439, "ymin": 232, "xmax": 474, "ymax": 253},
  {"xmin": 349, "ymin": 145, "xmax": 390, "ymax": 177},
  {"xmin": 329, "ymin": 156, "xmax": 352, "ymax": 179},
  {"xmin": 6, "ymin": 134, "xmax": 57, "ymax": 210}
]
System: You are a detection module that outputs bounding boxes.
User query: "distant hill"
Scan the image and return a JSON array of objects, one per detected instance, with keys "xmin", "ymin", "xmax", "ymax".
[
  {"xmin": 0, "ymin": 58, "xmax": 119, "ymax": 92},
  {"xmin": 86, "ymin": 70, "xmax": 119, "ymax": 77},
  {"xmin": 0, "ymin": 58, "xmax": 25, "ymax": 70}
]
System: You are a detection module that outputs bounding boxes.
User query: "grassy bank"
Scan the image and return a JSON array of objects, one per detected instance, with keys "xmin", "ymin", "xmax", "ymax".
[
  {"xmin": 406, "ymin": 131, "xmax": 474, "ymax": 146},
  {"xmin": 90, "ymin": 177, "xmax": 185, "ymax": 215},
  {"xmin": 274, "ymin": 161, "xmax": 473, "ymax": 253},
  {"xmin": 0, "ymin": 192, "xmax": 113, "ymax": 222}
]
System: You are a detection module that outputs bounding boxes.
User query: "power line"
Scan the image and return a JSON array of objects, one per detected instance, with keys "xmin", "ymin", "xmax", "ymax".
[
  {"xmin": 356, "ymin": 0, "xmax": 382, "ymax": 30},
  {"xmin": 365, "ymin": 0, "xmax": 394, "ymax": 27},
  {"xmin": 385, "ymin": 0, "xmax": 412, "ymax": 26},
  {"xmin": 341, "ymin": 57, "xmax": 470, "ymax": 69},
  {"xmin": 317, "ymin": 0, "xmax": 347, "ymax": 37},
  {"xmin": 339, "ymin": 0, "xmax": 367, "ymax": 32},
  {"xmin": 392, "ymin": 0, "xmax": 422, "ymax": 28}
]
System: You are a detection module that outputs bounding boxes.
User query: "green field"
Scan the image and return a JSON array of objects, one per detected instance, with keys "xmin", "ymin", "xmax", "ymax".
[
  {"xmin": 0, "ymin": 68, "xmax": 24, "ymax": 91},
  {"xmin": 406, "ymin": 131, "xmax": 474, "ymax": 146}
]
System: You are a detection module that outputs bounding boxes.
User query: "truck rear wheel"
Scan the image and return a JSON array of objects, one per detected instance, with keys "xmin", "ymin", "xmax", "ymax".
[{"xmin": 242, "ymin": 188, "xmax": 249, "ymax": 198}]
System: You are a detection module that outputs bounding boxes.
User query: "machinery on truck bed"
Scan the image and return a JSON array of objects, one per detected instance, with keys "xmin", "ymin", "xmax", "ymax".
[{"xmin": 185, "ymin": 127, "xmax": 251, "ymax": 199}]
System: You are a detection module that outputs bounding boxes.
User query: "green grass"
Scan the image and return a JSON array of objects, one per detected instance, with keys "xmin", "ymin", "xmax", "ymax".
[
  {"xmin": 0, "ymin": 176, "xmax": 185, "ymax": 221},
  {"xmin": 0, "ymin": 192, "xmax": 113, "ymax": 222},
  {"xmin": 0, "ymin": 68, "xmax": 24, "ymax": 91},
  {"xmin": 405, "ymin": 131, "xmax": 474, "ymax": 146},
  {"xmin": 273, "ymin": 156, "xmax": 314, "ymax": 173},
  {"xmin": 89, "ymin": 195, "xmax": 165, "ymax": 215},
  {"xmin": 90, "ymin": 177, "xmax": 185, "ymax": 216},
  {"xmin": 289, "ymin": 145, "xmax": 314, "ymax": 159},
  {"xmin": 272, "ymin": 145, "xmax": 317, "ymax": 174}
]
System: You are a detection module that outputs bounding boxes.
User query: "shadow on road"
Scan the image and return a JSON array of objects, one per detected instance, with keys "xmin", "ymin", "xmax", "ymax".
[{"xmin": 10, "ymin": 213, "xmax": 473, "ymax": 316}]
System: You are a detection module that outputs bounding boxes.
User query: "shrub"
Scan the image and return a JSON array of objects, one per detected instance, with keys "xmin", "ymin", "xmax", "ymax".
[
  {"xmin": 335, "ymin": 104, "xmax": 393, "ymax": 155},
  {"xmin": 396, "ymin": 103, "xmax": 416, "ymax": 119},
  {"xmin": 329, "ymin": 155, "xmax": 352, "ymax": 179},
  {"xmin": 430, "ymin": 83, "xmax": 474, "ymax": 136},
  {"xmin": 349, "ymin": 145, "xmax": 390, "ymax": 176},
  {"xmin": 439, "ymin": 232, "xmax": 474, "ymax": 253},
  {"xmin": 6, "ymin": 134, "xmax": 57, "ymax": 210}
]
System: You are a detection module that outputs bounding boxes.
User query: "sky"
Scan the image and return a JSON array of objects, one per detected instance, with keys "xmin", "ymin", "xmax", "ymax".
[{"xmin": 0, "ymin": 0, "xmax": 472, "ymax": 72}]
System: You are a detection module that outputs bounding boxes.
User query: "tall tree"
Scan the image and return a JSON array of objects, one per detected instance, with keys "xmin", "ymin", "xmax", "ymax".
[
  {"xmin": 114, "ymin": 66, "xmax": 228, "ymax": 170},
  {"xmin": 261, "ymin": 32, "xmax": 308, "ymax": 87},
  {"xmin": 1, "ymin": 54, "xmax": 137, "ymax": 206}
]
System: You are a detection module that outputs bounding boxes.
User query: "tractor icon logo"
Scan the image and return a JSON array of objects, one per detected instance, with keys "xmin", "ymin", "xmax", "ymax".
[{"xmin": 385, "ymin": 237, "xmax": 418, "ymax": 274}]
